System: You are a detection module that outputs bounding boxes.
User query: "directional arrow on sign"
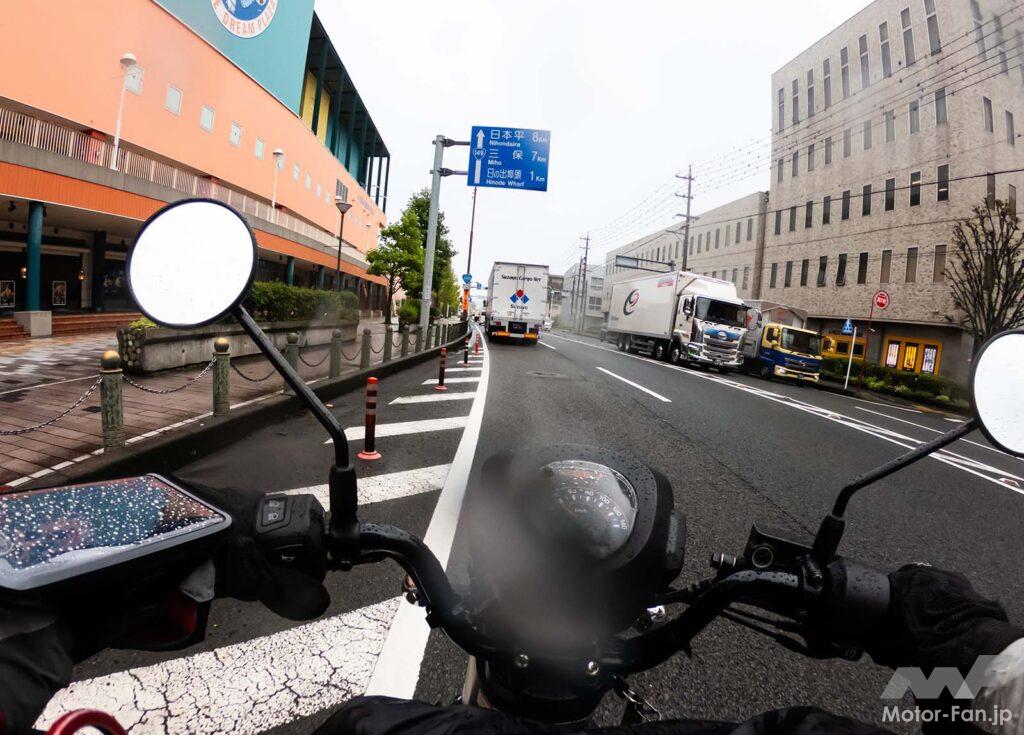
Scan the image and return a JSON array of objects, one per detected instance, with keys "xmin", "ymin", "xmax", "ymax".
[{"xmin": 475, "ymin": 129, "xmax": 485, "ymax": 148}]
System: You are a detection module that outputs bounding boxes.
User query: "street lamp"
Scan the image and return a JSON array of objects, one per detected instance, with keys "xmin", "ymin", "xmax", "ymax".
[
  {"xmin": 271, "ymin": 148, "xmax": 285, "ymax": 211},
  {"xmin": 334, "ymin": 196, "xmax": 352, "ymax": 292},
  {"xmin": 111, "ymin": 52, "xmax": 137, "ymax": 171}
]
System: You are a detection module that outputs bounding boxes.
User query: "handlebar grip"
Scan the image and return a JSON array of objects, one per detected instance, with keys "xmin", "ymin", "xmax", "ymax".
[
  {"xmin": 822, "ymin": 560, "xmax": 891, "ymax": 644},
  {"xmin": 253, "ymin": 494, "xmax": 327, "ymax": 576}
]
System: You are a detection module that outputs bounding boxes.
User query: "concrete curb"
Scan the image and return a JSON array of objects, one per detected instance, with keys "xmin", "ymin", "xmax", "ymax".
[{"xmin": 19, "ymin": 333, "xmax": 470, "ymax": 490}]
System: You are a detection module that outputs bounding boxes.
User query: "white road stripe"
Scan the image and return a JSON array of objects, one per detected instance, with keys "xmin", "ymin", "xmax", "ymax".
[
  {"xmin": 283, "ymin": 464, "xmax": 451, "ymax": 506},
  {"xmin": 38, "ymin": 597, "xmax": 402, "ymax": 735},
  {"xmin": 444, "ymin": 367, "xmax": 482, "ymax": 373},
  {"xmin": 366, "ymin": 327, "xmax": 490, "ymax": 697},
  {"xmin": 327, "ymin": 416, "xmax": 469, "ymax": 443},
  {"xmin": 595, "ymin": 366, "xmax": 671, "ymax": 403},
  {"xmin": 855, "ymin": 406, "xmax": 1018, "ymax": 461},
  {"xmin": 390, "ymin": 392, "xmax": 477, "ymax": 405},
  {"xmin": 538, "ymin": 341, "xmax": 557, "ymax": 350},
  {"xmin": 422, "ymin": 377, "xmax": 480, "ymax": 385}
]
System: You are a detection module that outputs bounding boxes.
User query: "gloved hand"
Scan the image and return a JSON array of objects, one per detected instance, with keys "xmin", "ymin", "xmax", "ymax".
[
  {"xmin": 869, "ymin": 564, "xmax": 1024, "ymax": 672},
  {"xmin": 181, "ymin": 479, "xmax": 330, "ymax": 622}
]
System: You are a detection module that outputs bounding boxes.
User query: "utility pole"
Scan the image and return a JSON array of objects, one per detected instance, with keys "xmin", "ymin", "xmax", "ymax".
[
  {"xmin": 675, "ymin": 166, "xmax": 694, "ymax": 272},
  {"xmin": 463, "ymin": 186, "xmax": 478, "ymax": 319},
  {"xmin": 571, "ymin": 257, "xmax": 583, "ymax": 330},
  {"xmin": 579, "ymin": 233, "xmax": 590, "ymax": 332}
]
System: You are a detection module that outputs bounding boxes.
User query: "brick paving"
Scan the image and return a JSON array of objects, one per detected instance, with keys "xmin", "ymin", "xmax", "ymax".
[{"xmin": 0, "ymin": 318, "xmax": 438, "ymax": 487}]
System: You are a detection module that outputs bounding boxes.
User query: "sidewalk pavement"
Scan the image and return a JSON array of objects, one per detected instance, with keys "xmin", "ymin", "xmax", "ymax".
[{"xmin": 0, "ymin": 317, "xmax": 413, "ymax": 487}]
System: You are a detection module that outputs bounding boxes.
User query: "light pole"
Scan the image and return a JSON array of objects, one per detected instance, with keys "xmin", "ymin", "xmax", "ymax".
[
  {"xmin": 271, "ymin": 148, "xmax": 285, "ymax": 212},
  {"xmin": 334, "ymin": 196, "xmax": 352, "ymax": 293},
  {"xmin": 110, "ymin": 52, "xmax": 137, "ymax": 171}
]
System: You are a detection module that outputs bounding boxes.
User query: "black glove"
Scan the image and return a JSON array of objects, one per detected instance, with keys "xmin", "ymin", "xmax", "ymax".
[
  {"xmin": 182, "ymin": 480, "xmax": 330, "ymax": 622},
  {"xmin": 869, "ymin": 564, "xmax": 1024, "ymax": 672}
]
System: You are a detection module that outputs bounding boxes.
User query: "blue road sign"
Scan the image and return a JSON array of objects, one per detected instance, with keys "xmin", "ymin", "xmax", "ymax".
[
  {"xmin": 476, "ymin": 282, "xmax": 483, "ymax": 290},
  {"xmin": 841, "ymin": 318, "xmax": 854, "ymax": 335},
  {"xmin": 469, "ymin": 126, "xmax": 550, "ymax": 191},
  {"xmin": 462, "ymin": 273, "xmax": 472, "ymax": 285}
]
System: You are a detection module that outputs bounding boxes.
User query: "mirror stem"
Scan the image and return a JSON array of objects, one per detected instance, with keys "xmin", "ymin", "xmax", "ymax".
[{"xmin": 813, "ymin": 418, "xmax": 977, "ymax": 562}]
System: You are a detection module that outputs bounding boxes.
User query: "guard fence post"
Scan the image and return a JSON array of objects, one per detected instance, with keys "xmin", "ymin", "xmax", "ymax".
[
  {"xmin": 360, "ymin": 328, "xmax": 372, "ymax": 369},
  {"xmin": 383, "ymin": 325, "xmax": 394, "ymax": 364},
  {"xmin": 284, "ymin": 332, "xmax": 299, "ymax": 395},
  {"xmin": 435, "ymin": 323, "xmax": 442, "ymax": 348},
  {"xmin": 464, "ymin": 334, "xmax": 469, "ymax": 365},
  {"xmin": 436, "ymin": 347, "xmax": 448, "ymax": 392},
  {"xmin": 415, "ymin": 326, "xmax": 423, "ymax": 353},
  {"xmin": 213, "ymin": 337, "xmax": 230, "ymax": 416},
  {"xmin": 401, "ymin": 326, "xmax": 410, "ymax": 357},
  {"xmin": 100, "ymin": 350, "xmax": 125, "ymax": 450},
  {"xmin": 357, "ymin": 377, "xmax": 382, "ymax": 461},
  {"xmin": 329, "ymin": 329, "xmax": 342, "ymax": 379}
]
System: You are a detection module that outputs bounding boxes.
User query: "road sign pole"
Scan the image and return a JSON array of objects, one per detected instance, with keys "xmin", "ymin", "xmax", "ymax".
[
  {"xmin": 844, "ymin": 325, "xmax": 857, "ymax": 391},
  {"xmin": 856, "ymin": 303, "xmax": 875, "ymax": 395},
  {"xmin": 463, "ymin": 186, "xmax": 478, "ymax": 320},
  {"xmin": 420, "ymin": 135, "xmax": 445, "ymax": 335}
]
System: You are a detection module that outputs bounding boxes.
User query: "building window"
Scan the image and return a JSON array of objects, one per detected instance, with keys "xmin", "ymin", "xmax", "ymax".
[
  {"xmin": 859, "ymin": 34, "xmax": 871, "ymax": 89},
  {"xmin": 863, "ymin": 119, "xmax": 873, "ymax": 150},
  {"xmin": 880, "ymin": 22, "xmax": 893, "ymax": 78},
  {"xmin": 792, "ymin": 79, "xmax": 800, "ymax": 124},
  {"xmin": 825, "ymin": 136, "xmax": 833, "ymax": 164},
  {"xmin": 747, "ymin": 218, "xmax": 753, "ymax": 241},
  {"xmin": 1007, "ymin": 111, "xmax": 1016, "ymax": 145},
  {"xmin": 901, "ymin": 8, "xmax": 917, "ymax": 66},
  {"xmin": 984, "ymin": 97, "xmax": 994, "ymax": 132},
  {"xmin": 909, "ymin": 100, "xmax": 920, "ymax": 134},
  {"xmin": 800, "ymin": 258, "xmax": 809, "ymax": 286},
  {"xmin": 935, "ymin": 88, "xmax": 947, "ymax": 124},
  {"xmin": 164, "ymin": 85, "xmax": 182, "ymax": 115},
  {"xmin": 885, "ymin": 110, "xmax": 895, "ymax": 142},
  {"xmin": 742, "ymin": 266, "xmax": 750, "ymax": 290},
  {"xmin": 924, "ymin": 0, "xmax": 941, "ymax": 54},
  {"xmin": 836, "ymin": 253, "xmax": 848, "ymax": 286},
  {"xmin": 292, "ymin": 163, "xmax": 301, "ymax": 181},
  {"xmin": 817, "ymin": 256, "xmax": 828, "ymax": 287},
  {"xmin": 777, "ymin": 159, "xmax": 784, "ymax": 183},
  {"xmin": 880, "ymin": 249, "xmax": 892, "ymax": 283},
  {"xmin": 200, "ymin": 104, "xmax": 215, "ymax": 132},
  {"xmin": 844, "ymin": 128, "xmax": 852, "ymax": 157},
  {"xmin": 229, "ymin": 121, "xmax": 242, "ymax": 147},
  {"xmin": 791, "ymin": 151, "xmax": 799, "ymax": 178},
  {"xmin": 857, "ymin": 252, "xmax": 869, "ymax": 284},
  {"xmin": 732, "ymin": 268, "xmax": 738, "ymax": 283},
  {"xmin": 842, "ymin": 190, "xmax": 851, "ymax": 220},
  {"xmin": 906, "ymin": 246, "xmax": 918, "ymax": 282},
  {"xmin": 840, "ymin": 47, "xmax": 851, "ymax": 98},
  {"xmin": 774, "ymin": 210, "xmax": 782, "ymax": 235},
  {"xmin": 808, "ymin": 143, "xmax": 815, "ymax": 171},
  {"xmin": 885, "ymin": 177, "xmax": 896, "ymax": 210},
  {"xmin": 987, "ymin": 173, "xmax": 996, "ymax": 206},
  {"xmin": 994, "ymin": 15, "xmax": 1008, "ymax": 74},
  {"xmin": 885, "ymin": 341, "xmax": 901, "ymax": 369},
  {"xmin": 784, "ymin": 260, "xmax": 793, "ymax": 287},
  {"xmin": 778, "ymin": 88, "xmax": 786, "ymax": 132},
  {"xmin": 125, "ymin": 65, "xmax": 144, "ymax": 95},
  {"xmin": 789, "ymin": 206, "xmax": 797, "ymax": 232},
  {"xmin": 823, "ymin": 195, "xmax": 832, "ymax": 224},
  {"xmin": 315, "ymin": 182, "xmax": 322, "ymax": 198},
  {"xmin": 770, "ymin": 262, "xmax": 778, "ymax": 288},
  {"xmin": 735, "ymin": 223, "xmax": 741, "ymax": 244},
  {"xmin": 823, "ymin": 58, "xmax": 832, "ymax": 108},
  {"xmin": 807, "ymin": 69, "xmax": 815, "ymax": 117},
  {"xmin": 1010, "ymin": 184, "xmax": 1018, "ymax": 216},
  {"xmin": 972, "ymin": 0, "xmax": 987, "ymax": 59},
  {"xmin": 910, "ymin": 170, "xmax": 922, "ymax": 205},
  {"xmin": 933, "ymin": 244, "xmax": 946, "ymax": 282},
  {"xmin": 715, "ymin": 229, "xmax": 720, "ymax": 247},
  {"xmin": 863, "ymin": 184, "xmax": 872, "ymax": 216},
  {"xmin": 937, "ymin": 164, "xmax": 949, "ymax": 201},
  {"xmin": 254, "ymin": 138, "xmax": 265, "ymax": 160},
  {"xmin": 805, "ymin": 200, "xmax": 814, "ymax": 228}
]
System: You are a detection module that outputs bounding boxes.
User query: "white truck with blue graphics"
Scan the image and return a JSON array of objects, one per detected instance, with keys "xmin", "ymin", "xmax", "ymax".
[
  {"xmin": 485, "ymin": 262, "xmax": 549, "ymax": 344},
  {"xmin": 605, "ymin": 272, "xmax": 748, "ymax": 370}
]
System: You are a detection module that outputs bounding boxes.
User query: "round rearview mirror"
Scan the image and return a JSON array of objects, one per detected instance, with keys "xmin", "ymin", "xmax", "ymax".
[
  {"xmin": 127, "ymin": 199, "xmax": 256, "ymax": 328},
  {"xmin": 971, "ymin": 330, "xmax": 1024, "ymax": 456}
]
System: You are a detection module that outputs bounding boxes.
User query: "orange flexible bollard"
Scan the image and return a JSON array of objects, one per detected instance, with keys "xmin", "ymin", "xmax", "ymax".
[
  {"xmin": 357, "ymin": 377, "xmax": 382, "ymax": 460},
  {"xmin": 435, "ymin": 347, "xmax": 448, "ymax": 391}
]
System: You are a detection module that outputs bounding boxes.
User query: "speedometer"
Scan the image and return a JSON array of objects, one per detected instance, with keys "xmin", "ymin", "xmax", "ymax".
[{"xmin": 542, "ymin": 460, "xmax": 638, "ymax": 559}]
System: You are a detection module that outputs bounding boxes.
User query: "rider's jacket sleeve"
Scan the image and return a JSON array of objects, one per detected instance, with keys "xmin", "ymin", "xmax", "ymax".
[
  {"xmin": 0, "ymin": 606, "xmax": 74, "ymax": 735},
  {"xmin": 975, "ymin": 637, "xmax": 1024, "ymax": 735}
]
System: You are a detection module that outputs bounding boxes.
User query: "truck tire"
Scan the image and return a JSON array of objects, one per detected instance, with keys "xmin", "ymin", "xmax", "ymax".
[
  {"xmin": 616, "ymin": 334, "xmax": 627, "ymax": 352},
  {"xmin": 653, "ymin": 341, "xmax": 668, "ymax": 362},
  {"xmin": 759, "ymin": 363, "xmax": 773, "ymax": 380},
  {"xmin": 669, "ymin": 342, "xmax": 682, "ymax": 365}
]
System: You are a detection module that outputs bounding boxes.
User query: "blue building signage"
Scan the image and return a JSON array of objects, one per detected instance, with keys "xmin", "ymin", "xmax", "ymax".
[{"xmin": 469, "ymin": 126, "xmax": 550, "ymax": 192}]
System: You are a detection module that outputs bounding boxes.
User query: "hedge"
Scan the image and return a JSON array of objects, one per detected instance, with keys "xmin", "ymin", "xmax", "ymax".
[
  {"xmin": 819, "ymin": 355, "xmax": 969, "ymax": 405},
  {"xmin": 242, "ymin": 282, "xmax": 359, "ymax": 323}
]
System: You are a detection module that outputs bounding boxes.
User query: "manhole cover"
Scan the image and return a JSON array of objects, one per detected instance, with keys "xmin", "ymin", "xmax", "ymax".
[{"xmin": 527, "ymin": 371, "xmax": 567, "ymax": 379}]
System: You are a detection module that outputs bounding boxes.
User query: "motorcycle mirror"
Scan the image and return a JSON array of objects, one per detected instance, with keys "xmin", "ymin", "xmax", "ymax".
[
  {"xmin": 127, "ymin": 199, "xmax": 256, "ymax": 328},
  {"xmin": 971, "ymin": 330, "xmax": 1024, "ymax": 456}
]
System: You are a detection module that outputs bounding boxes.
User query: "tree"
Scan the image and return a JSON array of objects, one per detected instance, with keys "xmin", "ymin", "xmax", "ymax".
[
  {"xmin": 947, "ymin": 199, "xmax": 1024, "ymax": 351},
  {"xmin": 436, "ymin": 260, "xmax": 461, "ymax": 317},
  {"xmin": 367, "ymin": 209, "xmax": 422, "ymax": 325},
  {"xmin": 404, "ymin": 188, "xmax": 457, "ymax": 307}
]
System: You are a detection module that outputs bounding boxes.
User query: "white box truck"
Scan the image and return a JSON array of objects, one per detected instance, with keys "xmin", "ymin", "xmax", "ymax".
[
  {"xmin": 605, "ymin": 271, "xmax": 749, "ymax": 369},
  {"xmin": 485, "ymin": 262, "xmax": 549, "ymax": 344}
]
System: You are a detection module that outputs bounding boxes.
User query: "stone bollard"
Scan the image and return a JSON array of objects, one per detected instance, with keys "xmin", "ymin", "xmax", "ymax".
[
  {"xmin": 212, "ymin": 338, "xmax": 230, "ymax": 417},
  {"xmin": 329, "ymin": 329, "xmax": 343, "ymax": 379},
  {"xmin": 427, "ymin": 324, "xmax": 435, "ymax": 350},
  {"xmin": 435, "ymin": 323, "xmax": 443, "ymax": 348},
  {"xmin": 383, "ymin": 325, "xmax": 394, "ymax": 364},
  {"xmin": 414, "ymin": 326, "xmax": 423, "ymax": 354},
  {"xmin": 284, "ymin": 332, "xmax": 299, "ymax": 395},
  {"xmin": 100, "ymin": 350, "xmax": 125, "ymax": 451},
  {"xmin": 401, "ymin": 326, "xmax": 410, "ymax": 358},
  {"xmin": 360, "ymin": 328, "xmax": 372, "ymax": 369}
]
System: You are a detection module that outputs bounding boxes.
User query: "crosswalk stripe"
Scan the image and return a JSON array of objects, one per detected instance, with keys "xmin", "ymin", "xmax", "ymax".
[
  {"xmin": 421, "ymin": 377, "xmax": 480, "ymax": 385},
  {"xmin": 443, "ymin": 367, "xmax": 482, "ymax": 373},
  {"xmin": 390, "ymin": 392, "xmax": 476, "ymax": 404},
  {"xmin": 37, "ymin": 597, "xmax": 403, "ymax": 735},
  {"xmin": 326, "ymin": 416, "xmax": 469, "ymax": 443},
  {"xmin": 282, "ymin": 464, "xmax": 450, "ymax": 506}
]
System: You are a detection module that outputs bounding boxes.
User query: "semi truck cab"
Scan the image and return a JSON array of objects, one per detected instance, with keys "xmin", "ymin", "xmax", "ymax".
[
  {"xmin": 674, "ymin": 294, "xmax": 748, "ymax": 367},
  {"xmin": 743, "ymin": 322, "xmax": 825, "ymax": 382}
]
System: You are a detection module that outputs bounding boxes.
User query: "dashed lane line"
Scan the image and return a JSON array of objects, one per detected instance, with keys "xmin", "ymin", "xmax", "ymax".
[
  {"xmin": 595, "ymin": 366, "xmax": 671, "ymax": 402},
  {"xmin": 326, "ymin": 416, "xmax": 469, "ymax": 443},
  {"xmin": 538, "ymin": 341, "xmax": 557, "ymax": 350},
  {"xmin": 390, "ymin": 392, "xmax": 477, "ymax": 405},
  {"xmin": 283, "ymin": 464, "xmax": 451, "ymax": 507}
]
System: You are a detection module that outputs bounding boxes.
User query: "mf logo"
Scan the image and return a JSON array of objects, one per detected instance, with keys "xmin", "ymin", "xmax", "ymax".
[
  {"xmin": 623, "ymin": 289, "xmax": 640, "ymax": 316},
  {"xmin": 882, "ymin": 655, "xmax": 1008, "ymax": 700},
  {"xmin": 213, "ymin": 0, "xmax": 277, "ymax": 38}
]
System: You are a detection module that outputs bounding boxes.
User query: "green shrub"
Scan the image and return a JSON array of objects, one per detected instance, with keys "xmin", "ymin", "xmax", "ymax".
[
  {"xmin": 128, "ymin": 317, "xmax": 157, "ymax": 330},
  {"xmin": 864, "ymin": 377, "xmax": 887, "ymax": 391},
  {"xmin": 396, "ymin": 301, "xmax": 419, "ymax": 326},
  {"xmin": 242, "ymin": 282, "xmax": 358, "ymax": 323},
  {"xmin": 935, "ymin": 394, "xmax": 951, "ymax": 403},
  {"xmin": 893, "ymin": 384, "xmax": 911, "ymax": 395}
]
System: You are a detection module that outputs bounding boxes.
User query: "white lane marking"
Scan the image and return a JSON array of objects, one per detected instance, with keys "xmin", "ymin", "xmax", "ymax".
[
  {"xmin": 946, "ymin": 417, "xmax": 964, "ymax": 423},
  {"xmin": 443, "ymin": 367, "xmax": 482, "ymax": 373},
  {"xmin": 390, "ymin": 392, "xmax": 477, "ymax": 405},
  {"xmin": 422, "ymin": 377, "xmax": 480, "ymax": 385},
  {"xmin": 595, "ymin": 366, "xmax": 671, "ymax": 403},
  {"xmin": 327, "ymin": 416, "xmax": 469, "ymax": 443},
  {"xmin": 366, "ymin": 327, "xmax": 490, "ymax": 697},
  {"xmin": 855, "ymin": 406, "xmax": 1019, "ymax": 460},
  {"xmin": 37, "ymin": 597, "xmax": 402, "ymax": 735},
  {"xmin": 547, "ymin": 332, "xmax": 1024, "ymax": 495},
  {"xmin": 283, "ymin": 464, "xmax": 450, "ymax": 506},
  {"xmin": 538, "ymin": 341, "xmax": 557, "ymax": 350}
]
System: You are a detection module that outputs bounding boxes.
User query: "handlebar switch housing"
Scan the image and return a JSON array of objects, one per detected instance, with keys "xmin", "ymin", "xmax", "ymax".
[{"xmin": 254, "ymin": 494, "xmax": 327, "ymax": 576}]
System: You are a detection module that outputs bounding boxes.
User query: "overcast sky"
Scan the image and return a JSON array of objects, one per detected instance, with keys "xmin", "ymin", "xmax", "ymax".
[{"xmin": 316, "ymin": 1, "xmax": 869, "ymax": 284}]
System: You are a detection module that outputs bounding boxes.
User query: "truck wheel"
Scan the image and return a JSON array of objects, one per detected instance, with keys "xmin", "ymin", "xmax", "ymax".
[
  {"xmin": 653, "ymin": 341, "xmax": 667, "ymax": 361},
  {"xmin": 759, "ymin": 363, "xmax": 773, "ymax": 380},
  {"xmin": 616, "ymin": 334, "xmax": 627, "ymax": 352},
  {"xmin": 669, "ymin": 343, "xmax": 682, "ymax": 365}
]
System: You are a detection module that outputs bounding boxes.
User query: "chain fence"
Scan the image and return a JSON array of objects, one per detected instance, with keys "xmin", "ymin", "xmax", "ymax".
[
  {"xmin": 340, "ymin": 343, "xmax": 361, "ymax": 361},
  {"xmin": 122, "ymin": 360, "xmax": 215, "ymax": 394},
  {"xmin": 0, "ymin": 378, "xmax": 101, "ymax": 436},
  {"xmin": 231, "ymin": 361, "xmax": 277, "ymax": 383},
  {"xmin": 298, "ymin": 348, "xmax": 331, "ymax": 368}
]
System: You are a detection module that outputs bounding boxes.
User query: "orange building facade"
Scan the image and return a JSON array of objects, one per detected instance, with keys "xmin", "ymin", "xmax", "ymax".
[{"xmin": 0, "ymin": 0, "xmax": 391, "ymax": 334}]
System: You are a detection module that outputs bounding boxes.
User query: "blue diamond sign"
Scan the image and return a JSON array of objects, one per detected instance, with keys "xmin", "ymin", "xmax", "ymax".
[{"xmin": 469, "ymin": 126, "xmax": 550, "ymax": 192}]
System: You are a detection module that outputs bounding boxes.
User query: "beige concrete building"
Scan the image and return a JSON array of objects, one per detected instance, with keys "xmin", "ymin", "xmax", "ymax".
[
  {"xmin": 762, "ymin": 0, "xmax": 1024, "ymax": 382},
  {"xmin": 563, "ymin": 262, "xmax": 605, "ymax": 333}
]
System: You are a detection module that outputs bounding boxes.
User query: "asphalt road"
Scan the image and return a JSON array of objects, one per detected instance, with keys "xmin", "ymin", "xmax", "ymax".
[{"xmin": 37, "ymin": 326, "xmax": 1024, "ymax": 733}]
